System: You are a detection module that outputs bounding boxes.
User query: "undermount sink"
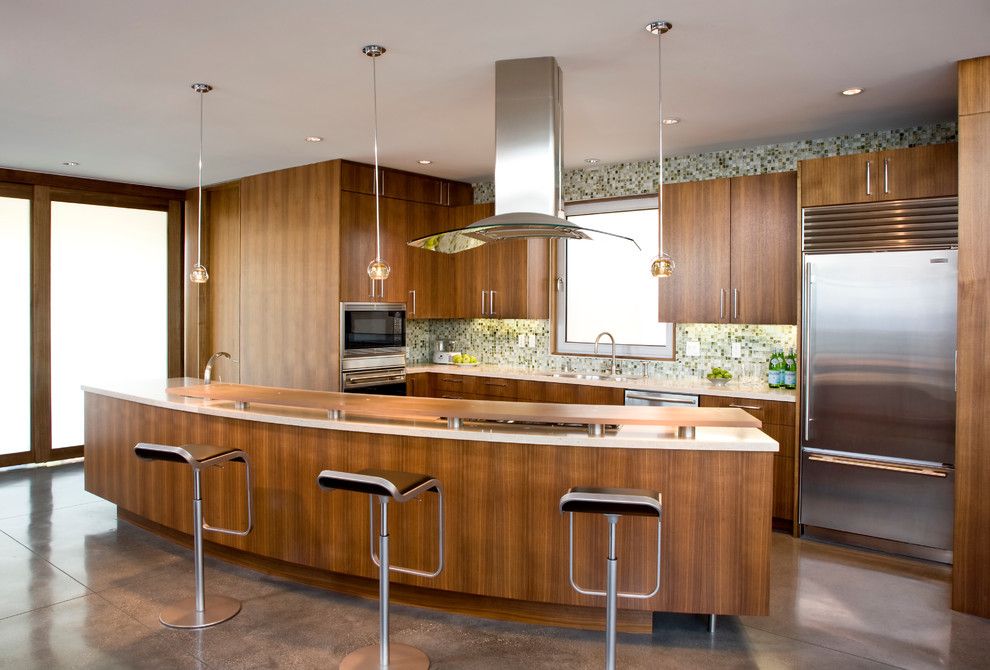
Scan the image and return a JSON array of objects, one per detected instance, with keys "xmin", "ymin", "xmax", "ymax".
[{"xmin": 544, "ymin": 372, "xmax": 627, "ymax": 382}]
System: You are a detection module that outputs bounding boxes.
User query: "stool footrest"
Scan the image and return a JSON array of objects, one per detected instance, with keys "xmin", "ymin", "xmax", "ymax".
[
  {"xmin": 370, "ymin": 494, "xmax": 445, "ymax": 578},
  {"xmin": 566, "ymin": 513, "xmax": 662, "ymax": 600}
]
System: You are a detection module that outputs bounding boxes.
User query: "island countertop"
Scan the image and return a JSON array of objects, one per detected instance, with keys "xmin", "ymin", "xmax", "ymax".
[{"xmin": 83, "ymin": 378, "xmax": 778, "ymax": 452}]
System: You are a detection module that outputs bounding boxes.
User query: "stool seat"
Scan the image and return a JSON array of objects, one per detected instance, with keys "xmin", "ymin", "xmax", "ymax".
[
  {"xmin": 317, "ymin": 468, "xmax": 440, "ymax": 502},
  {"xmin": 559, "ymin": 487, "xmax": 662, "ymax": 518},
  {"xmin": 135, "ymin": 442, "xmax": 245, "ymax": 468}
]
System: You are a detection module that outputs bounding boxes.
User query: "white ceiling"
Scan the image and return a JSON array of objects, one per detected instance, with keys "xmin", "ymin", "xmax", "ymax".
[{"xmin": 2, "ymin": 0, "xmax": 987, "ymax": 190}]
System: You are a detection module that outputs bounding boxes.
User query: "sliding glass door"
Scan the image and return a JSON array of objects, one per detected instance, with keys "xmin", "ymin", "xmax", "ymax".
[
  {"xmin": 0, "ymin": 196, "xmax": 31, "ymax": 459},
  {"xmin": 49, "ymin": 202, "xmax": 168, "ymax": 450}
]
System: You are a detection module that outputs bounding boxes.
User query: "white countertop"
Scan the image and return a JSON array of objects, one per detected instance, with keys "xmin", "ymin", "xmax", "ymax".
[
  {"xmin": 83, "ymin": 378, "xmax": 778, "ymax": 453},
  {"xmin": 408, "ymin": 364, "xmax": 798, "ymax": 403}
]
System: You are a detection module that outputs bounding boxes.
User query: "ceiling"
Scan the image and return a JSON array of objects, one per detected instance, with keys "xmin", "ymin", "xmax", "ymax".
[{"xmin": 2, "ymin": 0, "xmax": 987, "ymax": 190}]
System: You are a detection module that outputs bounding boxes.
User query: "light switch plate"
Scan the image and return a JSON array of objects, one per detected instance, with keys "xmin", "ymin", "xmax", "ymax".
[
  {"xmin": 528, "ymin": 334, "xmax": 537, "ymax": 348},
  {"xmin": 731, "ymin": 342, "xmax": 742, "ymax": 358},
  {"xmin": 686, "ymin": 341, "xmax": 701, "ymax": 356},
  {"xmin": 518, "ymin": 334, "xmax": 526, "ymax": 347}
]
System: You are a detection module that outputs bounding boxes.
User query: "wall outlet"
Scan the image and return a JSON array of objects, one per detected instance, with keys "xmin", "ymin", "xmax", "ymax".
[
  {"xmin": 731, "ymin": 342, "xmax": 742, "ymax": 358},
  {"xmin": 528, "ymin": 333, "xmax": 537, "ymax": 348},
  {"xmin": 686, "ymin": 341, "xmax": 701, "ymax": 357},
  {"xmin": 517, "ymin": 334, "xmax": 527, "ymax": 347}
]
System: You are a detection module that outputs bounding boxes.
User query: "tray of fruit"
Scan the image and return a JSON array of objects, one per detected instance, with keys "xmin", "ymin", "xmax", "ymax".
[
  {"xmin": 706, "ymin": 367, "xmax": 732, "ymax": 386},
  {"xmin": 453, "ymin": 354, "xmax": 479, "ymax": 366}
]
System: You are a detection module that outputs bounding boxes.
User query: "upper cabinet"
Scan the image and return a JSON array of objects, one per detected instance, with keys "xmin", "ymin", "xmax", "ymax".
[
  {"xmin": 799, "ymin": 143, "xmax": 957, "ymax": 207},
  {"xmin": 447, "ymin": 203, "xmax": 550, "ymax": 320},
  {"xmin": 657, "ymin": 172, "xmax": 797, "ymax": 325},
  {"xmin": 339, "ymin": 161, "xmax": 473, "ymax": 206},
  {"xmin": 657, "ymin": 179, "xmax": 731, "ymax": 323}
]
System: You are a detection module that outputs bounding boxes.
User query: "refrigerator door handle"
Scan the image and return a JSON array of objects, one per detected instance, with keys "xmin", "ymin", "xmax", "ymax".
[
  {"xmin": 803, "ymin": 262, "xmax": 814, "ymax": 441},
  {"xmin": 807, "ymin": 453, "xmax": 949, "ymax": 478}
]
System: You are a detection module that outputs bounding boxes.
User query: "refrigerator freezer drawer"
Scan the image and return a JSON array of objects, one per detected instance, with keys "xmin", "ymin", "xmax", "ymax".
[{"xmin": 800, "ymin": 450, "xmax": 954, "ymax": 550}]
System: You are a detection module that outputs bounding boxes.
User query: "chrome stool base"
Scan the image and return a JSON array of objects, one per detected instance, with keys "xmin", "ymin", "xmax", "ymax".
[
  {"xmin": 339, "ymin": 643, "xmax": 430, "ymax": 670},
  {"xmin": 159, "ymin": 594, "xmax": 242, "ymax": 629}
]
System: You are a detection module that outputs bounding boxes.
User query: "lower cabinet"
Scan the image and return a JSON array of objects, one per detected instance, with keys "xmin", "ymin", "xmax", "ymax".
[
  {"xmin": 410, "ymin": 373, "xmax": 623, "ymax": 404},
  {"xmin": 700, "ymin": 394, "xmax": 796, "ymax": 523}
]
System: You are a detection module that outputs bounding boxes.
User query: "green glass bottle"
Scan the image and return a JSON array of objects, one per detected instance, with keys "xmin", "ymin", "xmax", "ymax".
[
  {"xmin": 767, "ymin": 350, "xmax": 782, "ymax": 388},
  {"xmin": 784, "ymin": 349, "xmax": 797, "ymax": 389}
]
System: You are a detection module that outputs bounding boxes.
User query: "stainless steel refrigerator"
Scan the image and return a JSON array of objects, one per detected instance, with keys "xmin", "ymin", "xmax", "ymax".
[{"xmin": 800, "ymin": 198, "xmax": 957, "ymax": 563}]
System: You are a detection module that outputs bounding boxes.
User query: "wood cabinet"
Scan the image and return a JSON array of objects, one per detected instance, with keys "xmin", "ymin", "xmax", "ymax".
[
  {"xmin": 799, "ymin": 143, "xmax": 957, "ymax": 207},
  {"xmin": 700, "ymin": 394, "xmax": 796, "ymax": 522},
  {"xmin": 448, "ymin": 204, "xmax": 550, "ymax": 320},
  {"xmin": 657, "ymin": 172, "xmax": 796, "ymax": 325},
  {"xmin": 417, "ymin": 373, "xmax": 623, "ymax": 405},
  {"xmin": 239, "ymin": 161, "xmax": 341, "ymax": 391},
  {"xmin": 339, "ymin": 160, "xmax": 473, "ymax": 206},
  {"xmin": 729, "ymin": 172, "xmax": 797, "ymax": 325}
]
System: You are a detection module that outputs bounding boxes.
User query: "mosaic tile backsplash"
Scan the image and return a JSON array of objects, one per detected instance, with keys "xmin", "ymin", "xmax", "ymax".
[
  {"xmin": 472, "ymin": 121, "xmax": 957, "ymax": 203},
  {"xmin": 408, "ymin": 320, "xmax": 796, "ymax": 380}
]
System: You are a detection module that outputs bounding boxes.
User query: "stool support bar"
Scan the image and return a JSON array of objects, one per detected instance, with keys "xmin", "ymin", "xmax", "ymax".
[
  {"xmin": 566, "ymin": 512, "xmax": 662, "ymax": 599},
  {"xmin": 370, "ymin": 488, "xmax": 445, "ymax": 578},
  {"xmin": 605, "ymin": 515, "xmax": 618, "ymax": 670}
]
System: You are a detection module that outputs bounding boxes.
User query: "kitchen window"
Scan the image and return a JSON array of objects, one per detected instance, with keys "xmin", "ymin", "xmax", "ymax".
[{"xmin": 555, "ymin": 196, "xmax": 674, "ymax": 358}]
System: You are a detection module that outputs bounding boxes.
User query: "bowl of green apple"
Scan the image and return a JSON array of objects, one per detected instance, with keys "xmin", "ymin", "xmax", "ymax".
[
  {"xmin": 706, "ymin": 367, "xmax": 732, "ymax": 386},
  {"xmin": 453, "ymin": 354, "xmax": 479, "ymax": 367}
]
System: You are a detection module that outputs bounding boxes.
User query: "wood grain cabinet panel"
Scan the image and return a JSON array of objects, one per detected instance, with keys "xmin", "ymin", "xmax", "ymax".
[
  {"xmin": 877, "ymin": 144, "xmax": 958, "ymax": 201},
  {"xmin": 658, "ymin": 173, "xmax": 796, "ymax": 325},
  {"xmin": 799, "ymin": 144, "xmax": 957, "ymax": 207},
  {"xmin": 701, "ymin": 394, "xmax": 795, "ymax": 521},
  {"xmin": 200, "ymin": 185, "xmax": 241, "ymax": 381},
  {"xmin": 447, "ymin": 204, "xmax": 549, "ymax": 320},
  {"xmin": 729, "ymin": 172, "xmax": 797, "ymax": 325},
  {"xmin": 657, "ymin": 179, "xmax": 731, "ymax": 324},
  {"xmin": 798, "ymin": 152, "xmax": 878, "ymax": 207},
  {"xmin": 239, "ymin": 161, "xmax": 340, "ymax": 391}
]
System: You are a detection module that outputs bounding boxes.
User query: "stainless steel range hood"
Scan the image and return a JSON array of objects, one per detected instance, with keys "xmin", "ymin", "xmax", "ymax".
[{"xmin": 408, "ymin": 57, "xmax": 639, "ymax": 254}]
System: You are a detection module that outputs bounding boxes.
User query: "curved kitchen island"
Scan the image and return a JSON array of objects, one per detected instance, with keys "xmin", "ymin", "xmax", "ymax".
[{"xmin": 83, "ymin": 379, "xmax": 777, "ymax": 632}]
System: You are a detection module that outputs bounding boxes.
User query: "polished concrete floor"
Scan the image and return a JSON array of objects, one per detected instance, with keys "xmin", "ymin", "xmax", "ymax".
[{"xmin": 1, "ymin": 461, "xmax": 988, "ymax": 669}]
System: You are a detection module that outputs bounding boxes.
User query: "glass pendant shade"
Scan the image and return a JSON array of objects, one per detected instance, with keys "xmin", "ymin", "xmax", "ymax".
[
  {"xmin": 650, "ymin": 253, "xmax": 675, "ymax": 278},
  {"xmin": 367, "ymin": 259, "xmax": 391, "ymax": 281},
  {"xmin": 190, "ymin": 263, "xmax": 209, "ymax": 283}
]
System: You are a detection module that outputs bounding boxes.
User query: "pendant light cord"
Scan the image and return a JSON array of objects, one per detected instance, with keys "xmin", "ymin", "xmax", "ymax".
[
  {"xmin": 657, "ymin": 27, "xmax": 664, "ymax": 258},
  {"xmin": 197, "ymin": 89, "xmax": 204, "ymax": 266},
  {"xmin": 372, "ymin": 51, "xmax": 382, "ymax": 263}
]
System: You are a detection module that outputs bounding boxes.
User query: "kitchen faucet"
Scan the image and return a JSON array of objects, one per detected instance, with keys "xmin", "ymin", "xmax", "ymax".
[
  {"xmin": 594, "ymin": 332, "xmax": 617, "ymax": 377},
  {"xmin": 204, "ymin": 351, "xmax": 232, "ymax": 384}
]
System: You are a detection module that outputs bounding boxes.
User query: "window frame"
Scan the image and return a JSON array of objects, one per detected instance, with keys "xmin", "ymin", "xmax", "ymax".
[{"xmin": 553, "ymin": 195, "xmax": 674, "ymax": 360}]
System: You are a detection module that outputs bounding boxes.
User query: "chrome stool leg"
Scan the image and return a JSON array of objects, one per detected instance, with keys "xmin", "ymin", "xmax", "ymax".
[
  {"xmin": 159, "ymin": 467, "xmax": 245, "ymax": 628},
  {"xmin": 605, "ymin": 515, "xmax": 619, "ymax": 670}
]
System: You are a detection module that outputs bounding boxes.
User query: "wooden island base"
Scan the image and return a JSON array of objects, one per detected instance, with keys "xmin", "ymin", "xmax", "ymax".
[{"xmin": 84, "ymin": 387, "xmax": 774, "ymax": 631}]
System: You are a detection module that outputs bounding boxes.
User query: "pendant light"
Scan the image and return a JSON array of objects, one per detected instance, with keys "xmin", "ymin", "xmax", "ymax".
[
  {"xmin": 648, "ymin": 21, "xmax": 675, "ymax": 279},
  {"xmin": 189, "ymin": 82, "xmax": 212, "ymax": 284},
  {"xmin": 363, "ymin": 44, "xmax": 390, "ymax": 282}
]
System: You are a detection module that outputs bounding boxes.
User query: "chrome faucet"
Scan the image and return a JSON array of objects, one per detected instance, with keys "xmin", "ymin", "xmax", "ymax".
[
  {"xmin": 204, "ymin": 351, "xmax": 232, "ymax": 384},
  {"xmin": 594, "ymin": 332, "xmax": 617, "ymax": 377}
]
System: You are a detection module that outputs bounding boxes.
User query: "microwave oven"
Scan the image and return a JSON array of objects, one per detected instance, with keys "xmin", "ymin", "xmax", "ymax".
[{"xmin": 340, "ymin": 302, "xmax": 407, "ymax": 358}]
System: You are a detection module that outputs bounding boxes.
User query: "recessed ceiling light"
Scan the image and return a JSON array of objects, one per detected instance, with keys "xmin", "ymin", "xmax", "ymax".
[
  {"xmin": 841, "ymin": 88, "xmax": 863, "ymax": 96},
  {"xmin": 61, "ymin": 161, "xmax": 79, "ymax": 166},
  {"xmin": 305, "ymin": 136, "xmax": 323, "ymax": 143},
  {"xmin": 584, "ymin": 158, "xmax": 601, "ymax": 164},
  {"xmin": 661, "ymin": 118, "xmax": 680, "ymax": 125},
  {"xmin": 417, "ymin": 159, "xmax": 433, "ymax": 165}
]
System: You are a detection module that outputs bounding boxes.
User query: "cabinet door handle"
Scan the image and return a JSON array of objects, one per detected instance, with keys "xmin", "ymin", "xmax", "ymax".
[
  {"xmin": 732, "ymin": 288, "xmax": 739, "ymax": 320},
  {"xmin": 865, "ymin": 159, "xmax": 872, "ymax": 196},
  {"xmin": 481, "ymin": 290, "xmax": 487, "ymax": 316},
  {"xmin": 719, "ymin": 288, "xmax": 726, "ymax": 320},
  {"xmin": 490, "ymin": 290, "xmax": 497, "ymax": 316},
  {"xmin": 409, "ymin": 289, "xmax": 416, "ymax": 315},
  {"xmin": 729, "ymin": 403, "xmax": 762, "ymax": 411},
  {"xmin": 883, "ymin": 158, "xmax": 890, "ymax": 194}
]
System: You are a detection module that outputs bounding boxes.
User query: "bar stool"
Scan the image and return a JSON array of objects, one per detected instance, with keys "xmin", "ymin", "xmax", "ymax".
[
  {"xmin": 559, "ymin": 487, "xmax": 662, "ymax": 670},
  {"xmin": 317, "ymin": 468, "xmax": 444, "ymax": 670},
  {"xmin": 134, "ymin": 442, "xmax": 253, "ymax": 629}
]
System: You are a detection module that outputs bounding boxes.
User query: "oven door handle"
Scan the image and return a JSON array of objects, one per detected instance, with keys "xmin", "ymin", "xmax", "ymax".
[{"xmin": 343, "ymin": 371, "xmax": 407, "ymax": 385}]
